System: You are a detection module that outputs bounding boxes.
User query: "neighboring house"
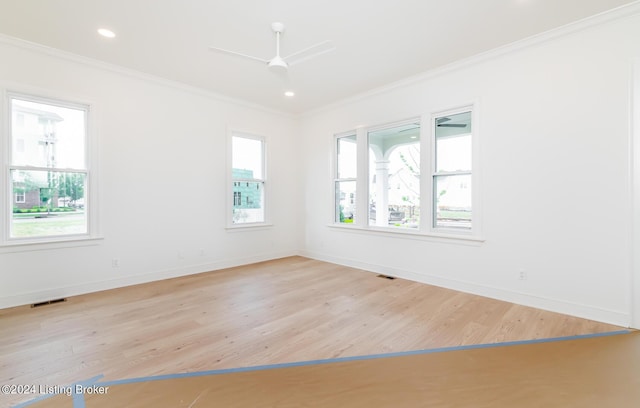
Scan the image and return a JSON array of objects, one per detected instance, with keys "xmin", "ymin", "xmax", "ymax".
[
  {"xmin": 13, "ymin": 184, "xmax": 59, "ymax": 210},
  {"xmin": 12, "ymin": 104, "xmax": 63, "ymax": 210},
  {"xmin": 231, "ymin": 168, "xmax": 262, "ymax": 209}
]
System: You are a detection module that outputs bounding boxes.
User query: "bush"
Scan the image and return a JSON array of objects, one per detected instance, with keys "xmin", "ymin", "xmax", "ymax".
[{"xmin": 51, "ymin": 208, "xmax": 74, "ymax": 212}]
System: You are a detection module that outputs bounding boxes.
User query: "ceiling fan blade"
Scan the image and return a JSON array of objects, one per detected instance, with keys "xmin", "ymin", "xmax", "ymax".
[
  {"xmin": 436, "ymin": 117, "xmax": 451, "ymax": 124},
  {"xmin": 437, "ymin": 124, "xmax": 467, "ymax": 128},
  {"xmin": 399, "ymin": 123, "xmax": 421, "ymax": 132},
  {"xmin": 208, "ymin": 46, "xmax": 269, "ymax": 64},
  {"xmin": 284, "ymin": 40, "xmax": 335, "ymax": 66},
  {"xmin": 270, "ymin": 65, "xmax": 290, "ymax": 83}
]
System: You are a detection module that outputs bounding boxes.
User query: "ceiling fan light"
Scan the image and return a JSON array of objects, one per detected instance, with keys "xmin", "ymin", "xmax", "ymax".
[{"xmin": 97, "ymin": 28, "xmax": 116, "ymax": 38}]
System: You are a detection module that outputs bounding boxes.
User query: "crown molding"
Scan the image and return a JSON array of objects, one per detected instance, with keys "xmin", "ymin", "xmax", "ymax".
[
  {"xmin": 0, "ymin": 33, "xmax": 295, "ymax": 119},
  {"xmin": 301, "ymin": 0, "xmax": 640, "ymax": 118}
]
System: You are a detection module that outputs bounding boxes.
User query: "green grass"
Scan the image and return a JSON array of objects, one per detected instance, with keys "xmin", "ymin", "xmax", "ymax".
[{"xmin": 11, "ymin": 215, "xmax": 86, "ymax": 237}]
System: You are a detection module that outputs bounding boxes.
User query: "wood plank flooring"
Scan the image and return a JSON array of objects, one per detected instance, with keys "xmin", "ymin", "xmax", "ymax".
[
  {"xmin": 28, "ymin": 331, "xmax": 640, "ymax": 408},
  {"xmin": 0, "ymin": 256, "xmax": 624, "ymax": 407}
]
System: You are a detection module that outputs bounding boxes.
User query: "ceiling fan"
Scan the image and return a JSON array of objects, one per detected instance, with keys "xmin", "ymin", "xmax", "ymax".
[
  {"xmin": 436, "ymin": 117, "xmax": 467, "ymax": 128},
  {"xmin": 209, "ymin": 22, "xmax": 335, "ymax": 72}
]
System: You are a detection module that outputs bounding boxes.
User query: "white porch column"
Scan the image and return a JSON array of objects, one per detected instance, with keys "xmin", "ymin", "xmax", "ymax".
[{"xmin": 375, "ymin": 159, "xmax": 390, "ymax": 226}]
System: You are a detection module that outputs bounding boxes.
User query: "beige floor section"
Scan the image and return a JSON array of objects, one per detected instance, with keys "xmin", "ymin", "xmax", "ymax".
[{"xmin": 25, "ymin": 332, "xmax": 640, "ymax": 408}]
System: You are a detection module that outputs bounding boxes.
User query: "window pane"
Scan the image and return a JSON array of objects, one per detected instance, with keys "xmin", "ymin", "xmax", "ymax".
[
  {"xmin": 368, "ymin": 122, "xmax": 420, "ymax": 228},
  {"xmin": 232, "ymin": 181, "xmax": 264, "ymax": 224},
  {"xmin": 434, "ymin": 174, "xmax": 471, "ymax": 229},
  {"xmin": 232, "ymin": 136, "xmax": 263, "ymax": 179},
  {"xmin": 337, "ymin": 135, "xmax": 357, "ymax": 179},
  {"xmin": 11, "ymin": 98, "xmax": 86, "ymax": 169},
  {"xmin": 436, "ymin": 134, "xmax": 471, "ymax": 172},
  {"xmin": 435, "ymin": 111, "xmax": 471, "ymax": 172},
  {"xmin": 11, "ymin": 169, "xmax": 87, "ymax": 238},
  {"xmin": 335, "ymin": 181, "xmax": 356, "ymax": 223}
]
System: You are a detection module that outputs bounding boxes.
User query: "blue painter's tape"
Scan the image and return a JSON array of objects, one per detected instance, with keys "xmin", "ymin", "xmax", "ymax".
[
  {"xmin": 95, "ymin": 329, "xmax": 631, "ymax": 387},
  {"xmin": 14, "ymin": 330, "xmax": 631, "ymax": 406},
  {"xmin": 72, "ymin": 390, "xmax": 85, "ymax": 408}
]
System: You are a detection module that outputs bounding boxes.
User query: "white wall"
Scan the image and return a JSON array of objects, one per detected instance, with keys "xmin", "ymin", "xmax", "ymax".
[
  {"xmin": 299, "ymin": 13, "xmax": 640, "ymax": 327},
  {"xmin": 0, "ymin": 39, "xmax": 302, "ymax": 308}
]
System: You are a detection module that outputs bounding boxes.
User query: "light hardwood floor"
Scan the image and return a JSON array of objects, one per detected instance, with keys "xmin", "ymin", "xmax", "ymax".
[{"xmin": 0, "ymin": 256, "xmax": 624, "ymax": 406}]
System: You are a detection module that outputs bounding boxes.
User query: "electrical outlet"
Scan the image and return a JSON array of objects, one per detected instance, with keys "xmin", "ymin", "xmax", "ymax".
[
  {"xmin": 518, "ymin": 268, "xmax": 527, "ymax": 280},
  {"xmin": 111, "ymin": 258, "xmax": 120, "ymax": 268}
]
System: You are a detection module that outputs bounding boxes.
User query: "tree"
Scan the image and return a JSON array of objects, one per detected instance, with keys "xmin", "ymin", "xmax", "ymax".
[
  {"xmin": 399, "ymin": 145, "xmax": 420, "ymax": 178},
  {"xmin": 58, "ymin": 173, "xmax": 84, "ymax": 206},
  {"xmin": 396, "ymin": 145, "xmax": 421, "ymax": 205}
]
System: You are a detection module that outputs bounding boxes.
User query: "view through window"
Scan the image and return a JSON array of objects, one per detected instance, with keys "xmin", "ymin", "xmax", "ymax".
[
  {"xmin": 335, "ymin": 134, "xmax": 357, "ymax": 223},
  {"xmin": 231, "ymin": 133, "xmax": 266, "ymax": 224},
  {"xmin": 433, "ymin": 110, "xmax": 472, "ymax": 229},
  {"xmin": 8, "ymin": 95, "xmax": 89, "ymax": 239},
  {"xmin": 368, "ymin": 122, "xmax": 421, "ymax": 229}
]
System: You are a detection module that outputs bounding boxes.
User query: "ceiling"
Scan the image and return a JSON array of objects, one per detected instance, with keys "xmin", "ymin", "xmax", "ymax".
[{"xmin": 0, "ymin": 0, "xmax": 636, "ymax": 115}]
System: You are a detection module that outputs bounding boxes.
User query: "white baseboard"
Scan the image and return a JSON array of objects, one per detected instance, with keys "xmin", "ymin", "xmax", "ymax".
[
  {"xmin": 300, "ymin": 250, "xmax": 631, "ymax": 328},
  {"xmin": 0, "ymin": 250, "xmax": 299, "ymax": 310},
  {"xmin": 4, "ymin": 249, "xmax": 631, "ymax": 328}
]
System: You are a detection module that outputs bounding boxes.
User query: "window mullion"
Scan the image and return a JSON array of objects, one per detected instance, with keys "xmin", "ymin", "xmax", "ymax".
[
  {"xmin": 233, "ymin": 178, "xmax": 264, "ymax": 183},
  {"xmin": 334, "ymin": 177, "xmax": 357, "ymax": 183},
  {"xmin": 421, "ymin": 113, "xmax": 432, "ymax": 234},
  {"xmin": 355, "ymin": 128, "xmax": 368, "ymax": 227},
  {"xmin": 432, "ymin": 170, "xmax": 472, "ymax": 177},
  {"xmin": 10, "ymin": 165, "xmax": 88, "ymax": 173}
]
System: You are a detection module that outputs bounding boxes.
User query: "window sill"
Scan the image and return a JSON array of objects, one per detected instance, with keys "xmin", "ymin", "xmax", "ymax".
[
  {"xmin": 327, "ymin": 223, "xmax": 484, "ymax": 246},
  {"xmin": 225, "ymin": 223, "xmax": 274, "ymax": 232},
  {"xmin": 0, "ymin": 235, "xmax": 104, "ymax": 253}
]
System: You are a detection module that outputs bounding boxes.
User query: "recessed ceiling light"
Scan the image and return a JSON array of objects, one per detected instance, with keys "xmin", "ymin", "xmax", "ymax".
[
  {"xmin": 97, "ymin": 28, "xmax": 116, "ymax": 38},
  {"xmin": 284, "ymin": 91, "xmax": 295, "ymax": 97}
]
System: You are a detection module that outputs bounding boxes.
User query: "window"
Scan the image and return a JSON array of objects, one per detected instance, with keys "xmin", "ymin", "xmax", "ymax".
[
  {"xmin": 368, "ymin": 121, "xmax": 420, "ymax": 229},
  {"xmin": 5, "ymin": 93, "xmax": 93, "ymax": 242},
  {"xmin": 230, "ymin": 132, "xmax": 266, "ymax": 225},
  {"xmin": 334, "ymin": 134, "xmax": 357, "ymax": 223},
  {"xmin": 433, "ymin": 110, "xmax": 472, "ymax": 230},
  {"xmin": 333, "ymin": 105, "xmax": 477, "ymax": 236}
]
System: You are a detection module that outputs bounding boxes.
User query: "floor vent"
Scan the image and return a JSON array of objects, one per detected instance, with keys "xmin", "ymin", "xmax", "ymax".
[
  {"xmin": 31, "ymin": 298, "xmax": 67, "ymax": 308},
  {"xmin": 377, "ymin": 274, "xmax": 396, "ymax": 280}
]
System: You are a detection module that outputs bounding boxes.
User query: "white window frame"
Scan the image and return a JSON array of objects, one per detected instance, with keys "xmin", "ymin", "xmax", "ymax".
[
  {"xmin": 331, "ymin": 103, "xmax": 481, "ymax": 241},
  {"xmin": 366, "ymin": 118, "xmax": 422, "ymax": 231},
  {"xmin": 227, "ymin": 130, "xmax": 269, "ymax": 229},
  {"xmin": 429, "ymin": 105, "xmax": 478, "ymax": 234},
  {"xmin": 334, "ymin": 132, "xmax": 358, "ymax": 224},
  {"xmin": 0, "ymin": 88, "xmax": 101, "ymax": 250}
]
